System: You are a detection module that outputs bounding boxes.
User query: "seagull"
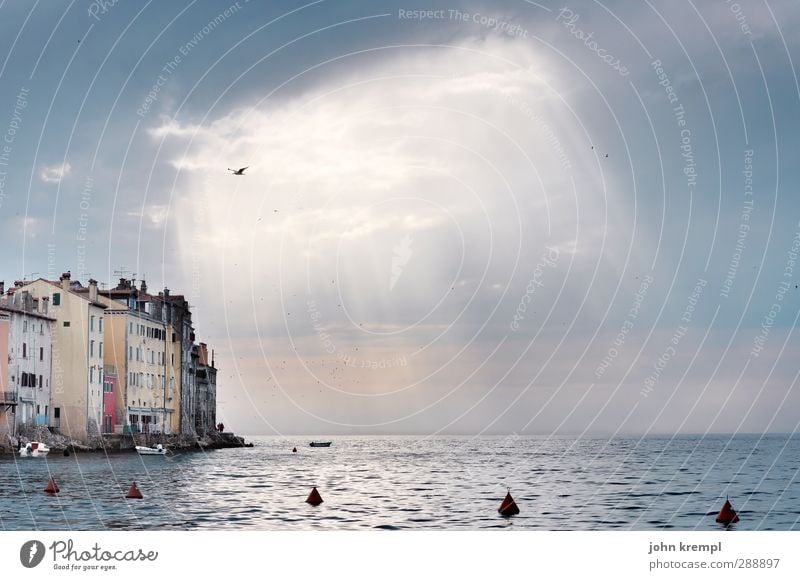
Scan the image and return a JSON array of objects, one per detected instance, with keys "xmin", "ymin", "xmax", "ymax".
[{"xmin": 228, "ymin": 166, "xmax": 248, "ymax": 175}]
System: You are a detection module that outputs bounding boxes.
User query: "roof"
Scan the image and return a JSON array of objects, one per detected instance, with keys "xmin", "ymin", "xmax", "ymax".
[
  {"xmin": 18, "ymin": 278, "xmax": 108, "ymax": 309},
  {"xmin": 0, "ymin": 305, "xmax": 56, "ymax": 322}
]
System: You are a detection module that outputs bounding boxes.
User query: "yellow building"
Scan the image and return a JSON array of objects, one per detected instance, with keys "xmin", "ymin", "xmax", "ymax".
[
  {"xmin": 91, "ymin": 285, "xmax": 176, "ymax": 435},
  {"xmin": 17, "ymin": 274, "xmax": 106, "ymax": 444}
]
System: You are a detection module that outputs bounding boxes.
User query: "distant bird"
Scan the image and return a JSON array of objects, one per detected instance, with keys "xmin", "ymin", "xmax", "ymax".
[{"xmin": 228, "ymin": 166, "xmax": 248, "ymax": 175}]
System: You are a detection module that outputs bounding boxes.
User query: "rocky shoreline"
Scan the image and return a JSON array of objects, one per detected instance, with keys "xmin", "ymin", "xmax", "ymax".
[{"xmin": 2, "ymin": 425, "xmax": 251, "ymax": 454}]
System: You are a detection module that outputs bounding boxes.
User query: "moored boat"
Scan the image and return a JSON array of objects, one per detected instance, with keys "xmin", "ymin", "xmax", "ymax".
[
  {"xmin": 309, "ymin": 441, "xmax": 332, "ymax": 447},
  {"xmin": 19, "ymin": 442, "xmax": 50, "ymax": 457},
  {"xmin": 135, "ymin": 444, "xmax": 167, "ymax": 455}
]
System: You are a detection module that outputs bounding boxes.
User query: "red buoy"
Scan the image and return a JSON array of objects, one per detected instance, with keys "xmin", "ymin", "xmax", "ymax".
[
  {"xmin": 498, "ymin": 490, "xmax": 520, "ymax": 516},
  {"xmin": 715, "ymin": 498, "xmax": 739, "ymax": 525},
  {"xmin": 292, "ymin": 447, "xmax": 297, "ymax": 453},
  {"xmin": 126, "ymin": 482, "xmax": 144, "ymax": 499},
  {"xmin": 44, "ymin": 477, "xmax": 60, "ymax": 494},
  {"xmin": 306, "ymin": 486, "xmax": 323, "ymax": 506}
]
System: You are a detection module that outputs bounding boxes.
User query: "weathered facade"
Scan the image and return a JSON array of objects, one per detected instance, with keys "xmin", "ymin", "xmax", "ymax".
[
  {"xmin": 0, "ymin": 307, "xmax": 12, "ymax": 448},
  {"xmin": 91, "ymin": 279, "xmax": 178, "ymax": 435},
  {"xmin": 0, "ymin": 290, "xmax": 55, "ymax": 433},
  {"xmin": 1, "ymin": 274, "xmax": 220, "ymax": 449},
  {"xmin": 15, "ymin": 275, "xmax": 106, "ymax": 444},
  {"xmin": 193, "ymin": 342, "xmax": 217, "ymax": 437}
]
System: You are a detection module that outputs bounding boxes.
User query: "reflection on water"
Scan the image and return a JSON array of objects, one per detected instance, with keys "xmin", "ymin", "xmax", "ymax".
[{"xmin": 1, "ymin": 435, "xmax": 798, "ymax": 530}]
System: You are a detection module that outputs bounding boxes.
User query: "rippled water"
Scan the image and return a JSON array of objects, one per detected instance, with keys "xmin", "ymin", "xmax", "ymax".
[{"xmin": 1, "ymin": 435, "xmax": 799, "ymax": 530}]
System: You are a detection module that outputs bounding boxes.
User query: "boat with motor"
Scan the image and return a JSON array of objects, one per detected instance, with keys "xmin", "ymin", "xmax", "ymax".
[
  {"xmin": 135, "ymin": 443, "xmax": 168, "ymax": 455},
  {"xmin": 309, "ymin": 441, "xmax": 332, "ymax": 447},
  {"xmin": 19, "ymin": 442, "xmax": 50, "ymax": 457}
]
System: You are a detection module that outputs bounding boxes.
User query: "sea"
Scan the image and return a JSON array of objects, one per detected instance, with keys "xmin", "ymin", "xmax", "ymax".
[{"xmin": 1, "ymin": 435, "xmax": 799, "ymax": 531}]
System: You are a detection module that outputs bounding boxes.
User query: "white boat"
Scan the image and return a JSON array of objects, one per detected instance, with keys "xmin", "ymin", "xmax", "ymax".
[
  {"xmin": 19, "ymin": 442, "xmax": 50, "ymax": 457},
  {"xmin": 135, "ymin": 444, "xmax": 167, "ymax": 455}
]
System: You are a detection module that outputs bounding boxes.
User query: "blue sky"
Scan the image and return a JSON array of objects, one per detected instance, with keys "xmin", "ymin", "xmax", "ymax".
[{"xmin": 1, "ymin": 0, "xmax": 799, "ymax": 435}]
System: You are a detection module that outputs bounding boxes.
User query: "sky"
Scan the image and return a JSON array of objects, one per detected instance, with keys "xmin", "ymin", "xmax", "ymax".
[{"xmin": 1, "ymin": 0, "xmax": 799, "ymax": 436}]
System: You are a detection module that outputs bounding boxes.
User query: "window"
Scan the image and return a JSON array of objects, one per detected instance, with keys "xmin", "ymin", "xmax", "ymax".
[
  {"xmin": 129, "ymin": 322, "xmax": 133, "ymax": 334},
  {"xmin": 99, "ymin": 342, "xmax": 103, "ymax": 357},
  {"xmin": 23, "ymin": 320, "xmax": 28, "ymax": 332},
  {"xmin": 90, "ymin": 367, "xmax": 94, "ymax": 383},
  {"xmin": 90, "ymin": 340, "xmax": 95, "ymax": 357},
  {"xmin": 54, "ymin": 408, "xmax": 60, "ymax": 418},
  {"xmin": 129, "ymin": 346, "xmax": 133, "ymax": 360},
  {"xmin": 39, "ymin": 375, "xmax": 43, "ymax": 390},
  {"xmin": 22, "ymin": 343, "xmax": 27, "ymax": 358},
  {"xmin": 53, "ymin": 292, "xmax": 61, "ymax": 306},
  {"xmin": 40, "ymin": 347, "xmax": 44, "ymax": 361},
  {"xmin": 63, "ymin": 321, "xmax": 70, "ymax": 327},
  {"xmin": 90, "ymin": 315, "xmax": 95, "ymax": 332},
  {"xmin": 99, "ymin": 318, "xmax": 103, "ymax": 332}
]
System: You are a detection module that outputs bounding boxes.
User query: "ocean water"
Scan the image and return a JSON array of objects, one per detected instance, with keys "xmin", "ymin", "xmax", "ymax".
[{"xmin": 1, "ymin": 435, "xmax": 799, "ymax": 531}]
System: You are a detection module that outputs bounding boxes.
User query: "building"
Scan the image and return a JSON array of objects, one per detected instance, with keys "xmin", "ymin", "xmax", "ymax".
[
  {"xmin": 193, "ymin": 342, "xmax": 217, "ymax": 437},
  {"xmin": 15, "ymin": 274, "xmax": 107, "ymax": 444},
  {"xmin": 90, "ymin": 279, "xmax": 176, "ymax": 435},
  {"xmin": 102, "ymin": 365, "xmax": 117, "ymax": 434},
  {"xmin": 0, "ymin": 289, "xmax": 55, "ymax": 434},
  {"xmin": 0, "ymin": 273, "xmax": 219, "ymax": 448},
  {"xmin": 157, "ymin": 290, "xmax": 196, "ymax": 437},
  {"xmin": 0, "ymin": 305, "xmax": 13, "ymax": 449}
]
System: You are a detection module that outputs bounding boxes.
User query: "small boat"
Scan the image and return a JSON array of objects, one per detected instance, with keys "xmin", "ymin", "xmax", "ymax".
[
  {"xmin": 19, "ymin": 442, "xmax": 50, "ymax": 457},
  {"xmin": 309, "ymin": 441, "xmax": 332, "ymax": 447},
  {"xmin": 135, "ymin": 444, "xmax": 167, "ymax": 455}
]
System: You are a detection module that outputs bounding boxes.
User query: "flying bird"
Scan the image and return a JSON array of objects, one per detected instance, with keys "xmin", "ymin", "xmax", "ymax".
[{"xmin": 228, "ymin": 166, "xmax": 248, "ymax": 175}]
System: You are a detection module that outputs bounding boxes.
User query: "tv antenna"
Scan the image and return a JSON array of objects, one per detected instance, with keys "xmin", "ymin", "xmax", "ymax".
[{"xmin": 114, "ymin": 267, "xmax": 137, "ymax": 280}]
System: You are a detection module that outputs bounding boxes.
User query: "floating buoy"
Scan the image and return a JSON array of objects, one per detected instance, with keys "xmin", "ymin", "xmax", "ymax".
[
  {"xmin": 44, "ymin": 477, "xmax": 60, "ymax": 494},
  {"xmin": 306, "ymin": 486, "xmax": 323, "ymax": 506},
  {"xmin": 715, "ymin": 497, "xmax": 739, "ymax": 525},
  {"xmin": 498, "ymin": 490, "xmax": 520, "ymax": 516},
  {"xmin": 292, "ymin": 447, "xmax": 297, "ymax": 453},
  {"xmin": 126, "ymin": 482, "xmax": 143, "ymax": 499}
]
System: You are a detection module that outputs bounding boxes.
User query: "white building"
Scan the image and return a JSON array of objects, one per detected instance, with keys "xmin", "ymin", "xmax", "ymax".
[{"xmin": 0, "ymin": 289, "xmax": 55, "ymax": 432}]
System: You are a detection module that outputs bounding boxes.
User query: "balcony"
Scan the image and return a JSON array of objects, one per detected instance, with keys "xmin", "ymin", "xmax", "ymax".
[{"xmin": 0, "ymin": 391, "xmax": 18, "ymax": 407}]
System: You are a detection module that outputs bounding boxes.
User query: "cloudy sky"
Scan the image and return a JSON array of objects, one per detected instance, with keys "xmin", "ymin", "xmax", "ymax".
[{"xmin": 1, "ymin": 0, "xmax": 799, "ymax": 436}]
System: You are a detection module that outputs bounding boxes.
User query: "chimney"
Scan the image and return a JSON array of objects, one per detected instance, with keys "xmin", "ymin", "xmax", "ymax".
[
  {"xmin": 60, "ymin": 271, "xmax": 71, "ymax": 292},
  {"xmin": 88, "ymin": 278, "xmax": 98, "ymax": 302},
  {"xmin": 163, "ymin": 287, "xmax": 170, "ymax": 299},
  {"xmin": 140, "ymin": 279, "xmax": 147, "ymax": 294},
  {"xmin": 0, "ymin": 281, "xmax": 4, "ymax": 295}
]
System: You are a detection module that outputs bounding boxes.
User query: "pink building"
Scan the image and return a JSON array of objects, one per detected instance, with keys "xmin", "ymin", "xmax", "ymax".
[{"xmin": 102, "ymin": 369, "xmax": 116, "ymax": 434}]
